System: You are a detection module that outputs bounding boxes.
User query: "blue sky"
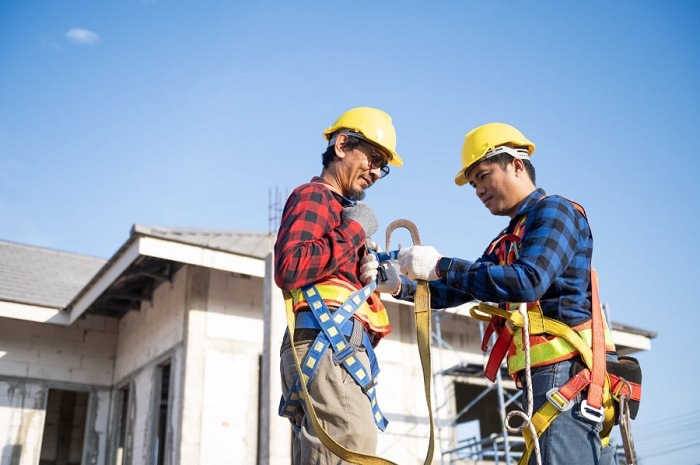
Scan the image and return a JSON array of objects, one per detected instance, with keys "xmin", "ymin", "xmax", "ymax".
[{"xmin": 1, "ymin": 1, "xmax": 699, "ymax": 463}]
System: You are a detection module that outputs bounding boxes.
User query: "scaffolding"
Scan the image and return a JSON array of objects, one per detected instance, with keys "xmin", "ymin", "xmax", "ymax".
[{"xmin": 431, "ymin": 302, "xmax": 526, "ymax": 464}]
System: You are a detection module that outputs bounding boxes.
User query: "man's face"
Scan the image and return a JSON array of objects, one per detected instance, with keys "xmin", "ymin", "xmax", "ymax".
[
  {"xmin": 337, "ymin": 138, "xmax": 390, "ymax": 200},
  {"xmin": 467, "ymin": 159, "xmax": 522, "ymax": 217}
]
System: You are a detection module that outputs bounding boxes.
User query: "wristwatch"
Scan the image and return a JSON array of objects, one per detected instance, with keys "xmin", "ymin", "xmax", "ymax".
[{"xmin": 437, "ymin": 257, "xmax": 453, "ymax": 279}]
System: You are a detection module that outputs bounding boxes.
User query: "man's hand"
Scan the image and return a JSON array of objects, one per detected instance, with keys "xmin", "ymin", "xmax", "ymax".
[
  {"xmin": 359, "ymin": 253, "xmax": 379, "ymax": 285},
  {"xmin": 342, "ymin": 201, "xmax": 379, "ymax": 237},
  {"xmin": 398, "ymin": 245, "xmax": 441, "ymax": 281},
  {"xmin": 376, "ymin": 260, "xmax": 401, "ymax": 295},
  {"xmin": 359, "ymin": 254, "xmax": 401, "ymax": 294}
]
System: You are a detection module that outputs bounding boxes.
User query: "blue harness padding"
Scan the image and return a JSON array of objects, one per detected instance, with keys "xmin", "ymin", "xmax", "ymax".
[
  {"xmin": 374, "ymin": 249, "xmax": 399, "ymax": 263},
  {"xmin": 279, "ymin": 282, "xmax": 389, "ymax": 433}
]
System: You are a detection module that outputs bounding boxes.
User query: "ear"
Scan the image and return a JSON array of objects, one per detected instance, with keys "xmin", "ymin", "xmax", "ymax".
[
  {"xmin": 512, "ymin": 157, "xmax": 525, "ymax": 174},
  {"xmin": 334, "ymin": 133, "xmax": 349, "ymax": 159}
]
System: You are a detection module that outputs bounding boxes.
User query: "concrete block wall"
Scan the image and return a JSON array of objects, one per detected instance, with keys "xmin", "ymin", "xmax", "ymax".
[
  {"xmin": 113, "ymin": 268, "xmax": 186, "ymax": 383},
  {"xmin": 110, "ymin": 267, "xmax": 188, "ymax": 465},
  {"xmin": 0, "ymin": 314, "xmax": 118, "ymax": 465},
  {"xmin": 0, "ymin": 382, "xmax": 46, "ymax": 465},
  {"xmin": 0, "ymin": 315, "xmax": 117, "ymax": 386},
  {"xmin": 123, "ymin": 356, "xmax": 181, "ymax": 465},
  {"xmin": 178, "ymin": 269, "xmax": 265, "ymax": 465}
]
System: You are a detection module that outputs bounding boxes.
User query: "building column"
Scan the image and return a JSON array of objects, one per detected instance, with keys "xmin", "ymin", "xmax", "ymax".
[{"xmin": 259, "ymin": 250, "xmax": 291, "ymax": 465}]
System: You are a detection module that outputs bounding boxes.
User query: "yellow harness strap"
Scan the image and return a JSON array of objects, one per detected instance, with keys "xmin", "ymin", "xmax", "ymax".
[
  {"xmin": 471, "ymin": 303, "xmax": 616, "ymax": 465},
  {"xmin": 470, "ymin": 304, "xmax": 596, "ymax": 369},
  {"xmin": 414, "ymin": 280, "xmax": 435, "ymax": 464}
]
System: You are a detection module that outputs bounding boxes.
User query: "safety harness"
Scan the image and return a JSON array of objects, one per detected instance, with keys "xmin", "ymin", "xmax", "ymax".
[
  {"xmin": 279, "ymin": 282, "xmax": 388, "ymax": 432},
  {"xmin": 279, "ymin": 219, "xmax": 435, "ymax": 465},
  {"xmin": 470, "ymin": 197, "xmax": 642, "ymax": 465}
]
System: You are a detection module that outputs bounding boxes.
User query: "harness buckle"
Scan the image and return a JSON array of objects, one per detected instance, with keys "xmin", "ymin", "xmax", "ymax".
[
  {"xmin": 361, "ymin": 378, "xmax": 377, "ymax": 394},
  {"xmin": 332, "ymin": 342, "xmax": 359, "ymax": 366},
  {"xmin": 546, "ymin": 388, "xmax": 574, "ymax": 412},
  {"xmin": 579, "ymin": 399, "xmax": 605, "ymax": 423}
]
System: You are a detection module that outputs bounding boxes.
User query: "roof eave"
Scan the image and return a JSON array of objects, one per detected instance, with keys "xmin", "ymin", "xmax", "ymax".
[{"xmin": 64, "ymin": 229, "xmax": 267, "ymax": 325}]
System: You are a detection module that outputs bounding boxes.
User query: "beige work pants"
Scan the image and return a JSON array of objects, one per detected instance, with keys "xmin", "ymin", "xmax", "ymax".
[{"xmin": 280, "ymin": 339, "xmax": 378, "ymax": 465}]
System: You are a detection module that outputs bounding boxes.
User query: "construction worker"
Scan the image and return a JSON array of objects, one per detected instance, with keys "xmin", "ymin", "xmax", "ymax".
[
  {"xmin": 274, "ymin": 107, "xmax": 403, "ymax": 464},
  {"xmin": 377, "ymin": 122, "xmax": 620, "ymax": 464}
]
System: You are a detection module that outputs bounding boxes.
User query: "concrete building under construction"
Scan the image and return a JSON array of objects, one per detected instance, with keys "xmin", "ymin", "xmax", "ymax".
[{"xmin": 0, "ymin": 225, "xmax": 654, "ymax": 465}]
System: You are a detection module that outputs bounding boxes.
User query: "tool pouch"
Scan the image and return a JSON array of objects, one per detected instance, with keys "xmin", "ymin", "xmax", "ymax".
[{"xmin": 607, "ymin": 356, "xmax": 642, "ymax": 420}]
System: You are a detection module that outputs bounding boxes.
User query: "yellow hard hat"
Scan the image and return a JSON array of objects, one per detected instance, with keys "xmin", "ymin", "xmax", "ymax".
[
  {"xmin": 454, "ymin": 122, "xmax": 535, "ymax": 186},
  {"xmin": 323, "ymin": 107, "xmax": 403, "ymax": 167}
]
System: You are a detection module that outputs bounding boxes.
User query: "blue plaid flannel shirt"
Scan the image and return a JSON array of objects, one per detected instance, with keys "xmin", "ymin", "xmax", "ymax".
[{"xmin": 396, "ymin": 188, "xmax": 595, "ymax": 327}]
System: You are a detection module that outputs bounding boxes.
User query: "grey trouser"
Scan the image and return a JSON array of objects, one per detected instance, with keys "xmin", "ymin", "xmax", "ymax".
[{"xmin": 280, "ymin": 337, "xmax": 378, "ymax": 465}]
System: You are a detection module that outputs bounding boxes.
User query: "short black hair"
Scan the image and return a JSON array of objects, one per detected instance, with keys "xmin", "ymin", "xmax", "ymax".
[
  {"xmin": 321, "ymin": 133, "xmax": 363, "ymax": 168},
  {"xmin": 476, "ymin": 152, "xmax": 536, "ymax": 185}
]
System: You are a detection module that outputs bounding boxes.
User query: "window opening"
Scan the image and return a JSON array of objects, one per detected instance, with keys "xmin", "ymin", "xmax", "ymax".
[
  {"xmin": 39, "ymin": 389, "xmax": 89, "ymax": 465},
  {"xmin": 152, "ymin": 361, "xmax": 172, "ymax": 465},
  {"xmin": 115, "ymin": 386, "xmax": 132, "ymax": 465}
]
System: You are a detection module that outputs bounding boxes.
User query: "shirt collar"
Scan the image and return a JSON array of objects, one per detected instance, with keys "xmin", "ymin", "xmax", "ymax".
[
  {"xmin": 310, "ymin": 176, "xmax": 355, "ymax": 207},
  {"xmin": 514, "ymin": 188, "xmax": 547, "ymax": 217}
]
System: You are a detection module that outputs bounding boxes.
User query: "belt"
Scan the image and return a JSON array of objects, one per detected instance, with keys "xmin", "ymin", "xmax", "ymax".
[{"xmin": 281, "ymin": 307, "xmax": 371, "ymax": 351}]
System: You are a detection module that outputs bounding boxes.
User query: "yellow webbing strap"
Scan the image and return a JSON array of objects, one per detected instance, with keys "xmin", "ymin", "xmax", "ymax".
[
  {"xmin": 472, "ymin": 303, "xmax": 615, "ymax": 465},
  {"xmin": 414, "ymin": 280, "xmax": 435, "ymax": 464},
  {"xmin": 470, "ymin": 303, "xmax": 595, "ymax": 370},
  {"xmin": 518, "ymin": 378, "xmax": 614, "ymax": 465}
]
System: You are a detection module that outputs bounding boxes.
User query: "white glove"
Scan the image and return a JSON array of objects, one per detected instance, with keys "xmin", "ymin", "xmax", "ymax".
[
  {"xmin": 358, "ymin": 254, "xmax": 401, "ymax": 294},
  {"xmin": 397, "ymin": 245, "xmax": 441, "ymax": 281},
  {"xmin": 376, "ymin": 261, "xmax": 401, "ymax": 295},
  {"xmin": 359, "ymin": 253, "xmax": 379, "ymax": 285},
  {"xmin": 366, "ymin": 237, "xmax": 379, "ymax": 252}
]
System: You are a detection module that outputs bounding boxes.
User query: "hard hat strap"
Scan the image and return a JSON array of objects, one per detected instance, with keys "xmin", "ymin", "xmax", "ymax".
[
  {"xmin": 484, "ymin": 145, "xmax": 530, "ymax": 161},
  {"xmin": 327, "ymin": 129, "xmax": 365, "ymax": 147}
]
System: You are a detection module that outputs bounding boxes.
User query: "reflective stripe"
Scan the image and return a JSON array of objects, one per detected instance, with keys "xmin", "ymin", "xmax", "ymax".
[
  {"xmin": 508, "ymin": 326, "xmax": 616, "ymax": 375},
  {"xmin": 290, "ymin": 278, "xmax": 390, "ymax": 335}
]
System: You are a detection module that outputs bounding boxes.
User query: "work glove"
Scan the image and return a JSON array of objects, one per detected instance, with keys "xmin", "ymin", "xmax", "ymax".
[
  {"xmin": 376, "ymin": 260, "xmax": 401, "ymax": 295},
  {"xmin": 366, "ymin": 237, "xmax": 379, "ymax": 252},
  {"xmin": 359, "ymin": 253, "xmax": 379, "ymax": 285},
  {"xmin": 358, "ymin": 254, "xmax": 401, "ymax": 294},
  {"xmin": 342, "ymin": 201, "xmax": 379, "ymax": 238},
  {"xmin": 397, "ymin": 245, "xmax": 441, "ymax": 281}
]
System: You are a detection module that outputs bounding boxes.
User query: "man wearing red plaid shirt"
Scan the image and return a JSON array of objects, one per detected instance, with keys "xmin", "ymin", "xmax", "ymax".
[{"xmin": 274, "ymin": 107, "xmax": 403, "ymax": 464}]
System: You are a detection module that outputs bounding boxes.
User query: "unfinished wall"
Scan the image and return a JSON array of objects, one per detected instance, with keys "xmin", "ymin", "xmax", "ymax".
[
  {"xmin": 0, "ymin": 315, "xmax": 117, "ymax": 386},
  {"xmin": 110, "ymin": 265, "xmax": 188, "ymax": 465},
  {"xmin": 113, "ymin": 267, "xmax": 186, "ymax": 383},
  {"xmin": 0, "ymin": 382, "xmax": 45, "ymax": 465},
  {"xmin": 0, "ymin": 314, "xmax": 117, "ymax": 465},
  {"xmin": 179, "ymin": 268, "xmax": 265, "ymax": 465}
]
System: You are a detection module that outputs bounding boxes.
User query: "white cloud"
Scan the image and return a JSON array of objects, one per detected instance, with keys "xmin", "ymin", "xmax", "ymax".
[{"xmin": 65, "ymin": 28, "xmax": 100, "ymax": 45}]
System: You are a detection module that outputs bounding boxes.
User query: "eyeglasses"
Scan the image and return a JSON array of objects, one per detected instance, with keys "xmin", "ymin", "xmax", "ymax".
[{"xmin": 359, "ymin": 142, "xmax": 390, "ymax": 178}]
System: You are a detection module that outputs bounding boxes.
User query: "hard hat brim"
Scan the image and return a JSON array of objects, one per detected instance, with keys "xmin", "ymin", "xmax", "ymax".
[{"xmin": 454, "ymin": 168, "xmax": 469, "ymax": 186}]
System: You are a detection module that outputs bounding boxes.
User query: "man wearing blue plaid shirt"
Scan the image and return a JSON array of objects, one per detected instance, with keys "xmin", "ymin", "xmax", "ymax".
[{"xmin": 376, "ymin": 122, "xmax": 618, "ymax": 464}]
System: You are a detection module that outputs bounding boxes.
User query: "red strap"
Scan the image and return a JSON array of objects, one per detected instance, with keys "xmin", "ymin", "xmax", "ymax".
[
  {"xmin": 483, "ymin": 321, "xmax": 512, "ymax": 382},
  {"xmin": 609, "ymin": 375, "xmax": 642, "ymax": 402},
  {"xmin": 481, "ymin": 316, "xmax": 502, "ymax": 352},
  {"xmin": 586, "ymin": 268, "xmax": 606, "ymax": 409},
  {"xmin": 556, "ymin": 369, "xmax": 592, "ymax": 401}
]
